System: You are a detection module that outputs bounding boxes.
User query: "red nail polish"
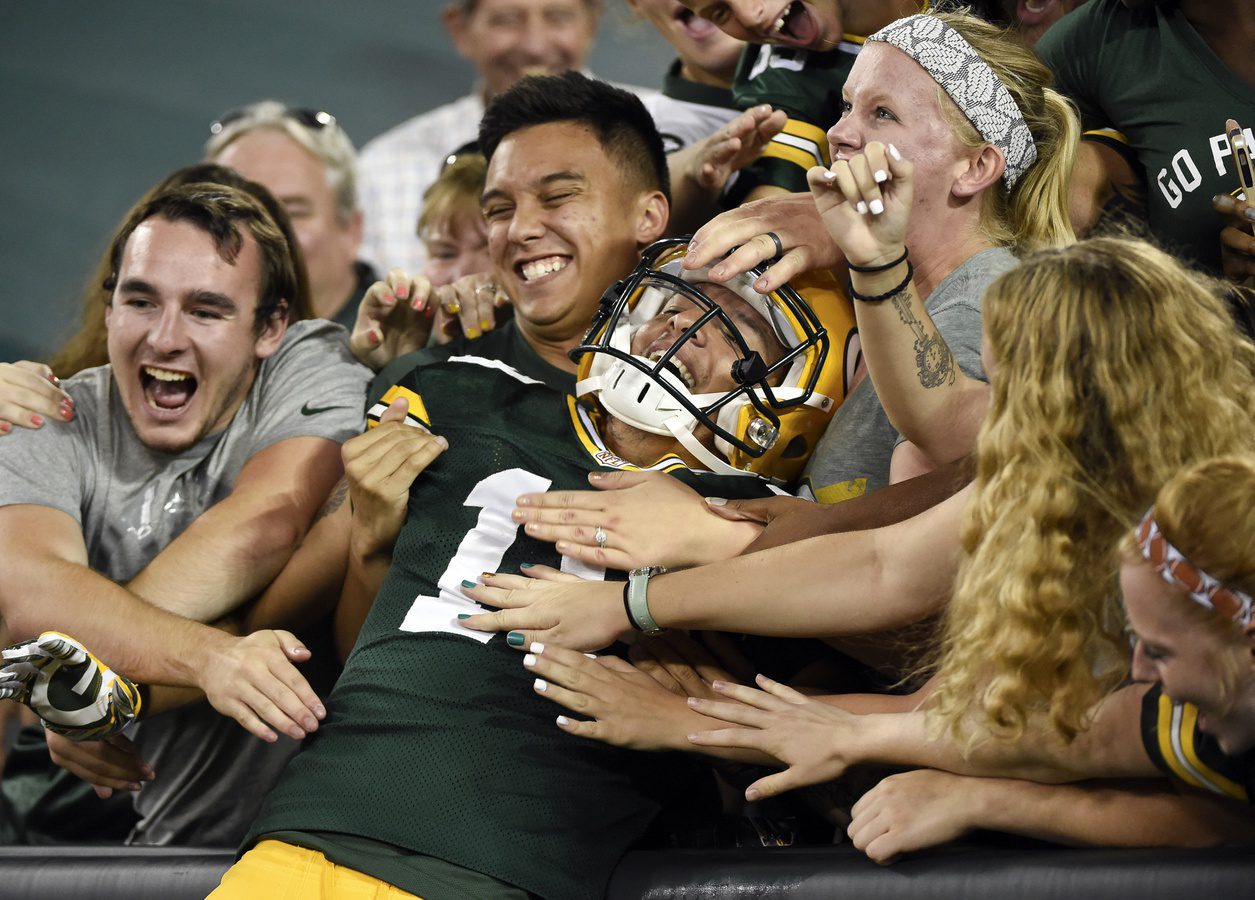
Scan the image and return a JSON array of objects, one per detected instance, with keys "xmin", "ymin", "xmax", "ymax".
[
  {"xmin": 30, "ymin": 414, "xmax": 43, "ymax": 427},
  {"xmin": 0, "ymin": 422, "xmax": 10, "ymax": 434},
  {"xmin": 61, "ymin": 406, "xmax": 74, "ymax": 421}
]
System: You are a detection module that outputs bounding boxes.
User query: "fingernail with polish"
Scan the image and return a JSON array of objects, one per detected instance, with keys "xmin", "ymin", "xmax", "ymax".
[
  {"xmin": 0, "ymin": 423, "xmax": 10, "ymax": 434},
  {"xmin": 481, "ymin": 320, "xmax": 493, "ymax": 331},
  {"xmin": 889, "ymin": 144, "xmax": 901, "ymax": 161},
  {"xmin": 705, "ymin": 497, "xmax": 727, "ymax": 507},
  {"xmin": 507, "ymin": 631, "xmax": 525, "ymax": 647},
  {"xmin": 457, "ymin": 613, "xmax": 472, "ymax": 620},
  {"xmin": 460, "ymin": 579, "xmax": 477, "ymax": 589},
  {"xmin": 520, "ymin": 562, "xmax": 534, "ymax": 569},
  {"xmin": 869, "ymin": 199, "xmax": 885, "ymax": 215},
  {"xmin": 855, "ymin": 201, "xmax": 868, "ymax": 215},
  {"xmin": 823, "ymin": 170, "xmax": 836, "ymax": 183},
  {"xmin": 523, "ymin": 653, "xmax": 537, "ymax": 668},
  {"xmin": 873, "ymin": 169, "xmax": 888, "ymax": 183},
  {"xmin": 530, "ymin": 642, "xmax": 546, "ymax": 654},
  {"xmin": 533, "ymin": 678, "xmax": 548, "ymax": 693},
  {"xmin": 30, "ymin": 415, "xmax": 43, "ymax": 428},
  {"xmin": 556, "ymin": 715, "xmax": 570, "ymax": 726}
]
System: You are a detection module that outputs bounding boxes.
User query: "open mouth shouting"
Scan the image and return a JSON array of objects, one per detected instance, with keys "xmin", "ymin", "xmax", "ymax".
[
  {"xmin": 768, "ymin": 1, "xmax": 821, "ymax": 48},
  {"xmin": 140, "ymin": 365, "xmax": 198, "ymax": 418},
  {"xmin": 518, "ymin": 255, "xmax": 570, "ymax": 284}
]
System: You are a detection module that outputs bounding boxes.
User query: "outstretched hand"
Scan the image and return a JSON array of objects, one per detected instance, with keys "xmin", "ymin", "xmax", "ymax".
[
  {"xmin": 687, "ymin": 673, "xmax": 860, "ymax": 800},
  {"xmin": 350, "ymin": 269, "xmax": 437, "ymax": 370},
  {"xmin": 690, "ymin": 105, "xmax": 788, "ymax": 193},
  {"xmin": 522, "ymin": 642, "xmax": 696, "ymax": 751},
  {"xmin": 429, "ymin": 273, "xmax": 512, "ymax": 344},
  {"xmin": 0, "ymin": 361, "xmax": 73, "ymax": 436},
  {"xmin": 460, "ymin": 565, "xmax": 627, "ymax": 651},
  {"xmin": 46, "ymin": 730, "xmax": 154, "ymax": 799},
  {"xmin": 511, "ymin": 470, "xmax": 762, "ymax": 571},
  {"xmin": 848, "ymin": 769, "xmax": 984, "ymax": 863},
  {"xmin": 683, "ymin": 192, "xmax": 842, "ymax": 292},
  {"xmin": 198, "ymin": 630, "xmax": 325, "ymax": 743}
]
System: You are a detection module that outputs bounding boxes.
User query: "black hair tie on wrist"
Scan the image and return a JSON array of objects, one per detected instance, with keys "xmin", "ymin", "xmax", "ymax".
[
  {"xmin": 850, "ymin": 261, "xmax": 914, "ymax": 303},
  {"xmin": 847, "ymin": 247, "xmax": 908, "ymax": 273}
]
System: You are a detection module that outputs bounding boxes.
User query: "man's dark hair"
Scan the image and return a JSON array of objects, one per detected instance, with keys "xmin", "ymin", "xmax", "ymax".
[
  {"xmin": 103, "ymin": 183, "xmax": 297, "ymax": 331},
  {"xmin": 478, "ymin": 71, "xmax": 670, "ymax": 203}
]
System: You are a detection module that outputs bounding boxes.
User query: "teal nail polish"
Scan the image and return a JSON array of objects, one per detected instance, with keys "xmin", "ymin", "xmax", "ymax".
[
  {"xmin": 507, "ymin": 631, "xmax": 525, "ymax": 647},
  {"xmin": 461, "ymin": 579, "xmax": 477, "ymax": 589},
  {"xmin": 519, "ymin": 562, "xmax": 534, "ymax": 569},
  {"xmin": 457, "ymin": 613, "xmax": 472, "ymax": 620}
]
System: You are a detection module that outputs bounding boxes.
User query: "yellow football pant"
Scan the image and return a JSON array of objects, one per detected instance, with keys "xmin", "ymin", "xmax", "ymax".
[{"xmin": 207, "ymin": 839, "xmax": 423, "ymax": 899}]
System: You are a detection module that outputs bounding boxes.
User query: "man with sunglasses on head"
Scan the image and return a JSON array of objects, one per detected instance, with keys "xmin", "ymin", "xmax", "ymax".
[{"xmin": 207, "ymin": 101, "xmax": 378, "ymax": 331}]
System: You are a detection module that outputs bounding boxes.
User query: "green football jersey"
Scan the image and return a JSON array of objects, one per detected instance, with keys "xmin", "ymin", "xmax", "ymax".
[
  {"xmin": 729, "ymin": 38, "xmax": 863, "ymax": 201},
  {"xmin": 246, "ymin": 355, "xmax": 777, "ymax": 900},
  {"xmin": 1037, "ymin": 0, "xmax": 1255, "ymax": 273}
]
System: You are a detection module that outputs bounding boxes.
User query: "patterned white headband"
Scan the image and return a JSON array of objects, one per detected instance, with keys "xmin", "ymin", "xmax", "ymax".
[
  {"xmin": 1136, "ymin": 508, "xmax": 1254, "ymax": 627},
  {"xmin": 868, "ymin": 14, "xmax": 1038, "ymax": 189}
]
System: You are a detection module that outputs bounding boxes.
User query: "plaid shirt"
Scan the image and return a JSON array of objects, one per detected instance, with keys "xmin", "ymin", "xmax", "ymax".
[{"xmin": 358, "ymin": 91, "xmax": 485, "ymax": 277}]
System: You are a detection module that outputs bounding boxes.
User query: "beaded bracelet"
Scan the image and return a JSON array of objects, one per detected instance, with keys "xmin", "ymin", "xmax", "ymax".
[
  {"xmin": 850, "ymin": 261, "xmax": 914, "ymax": 303},
  {"xmin": 847, "ymin": 247, "xmax": 908, "ymax": 273}
]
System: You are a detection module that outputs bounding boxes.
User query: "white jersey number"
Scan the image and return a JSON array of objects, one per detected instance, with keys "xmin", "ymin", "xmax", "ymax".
[{"xmin": 399, "ymin": 467, "xmax": 605, "ymax": 642}]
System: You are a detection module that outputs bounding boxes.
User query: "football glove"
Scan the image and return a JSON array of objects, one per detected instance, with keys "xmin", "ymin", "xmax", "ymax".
[{"xmin": 0, "ymin": 631, "xmax": 142, "ymax": 740}]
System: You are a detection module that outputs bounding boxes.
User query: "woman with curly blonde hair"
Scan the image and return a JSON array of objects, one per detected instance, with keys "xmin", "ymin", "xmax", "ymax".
[{"xmin": 932, "ymin": 238, "xmax": 1255, "ymax": 741}]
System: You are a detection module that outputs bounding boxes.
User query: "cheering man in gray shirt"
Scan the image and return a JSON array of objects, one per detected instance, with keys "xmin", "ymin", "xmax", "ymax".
[{"xmin": 0, "ymin": 182, "xmax": 370, "ymax": 844}]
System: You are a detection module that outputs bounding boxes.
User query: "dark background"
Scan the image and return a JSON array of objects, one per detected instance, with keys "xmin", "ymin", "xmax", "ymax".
[{"xmin": 0, "ymin": 1, "xmax": 673, "ymax": 362}]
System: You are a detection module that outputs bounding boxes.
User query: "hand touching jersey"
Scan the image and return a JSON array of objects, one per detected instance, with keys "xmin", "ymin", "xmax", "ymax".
[
  {"xmin": 511, "ymin": 470, "xmax": 762, "ymax": 571},
  {"xmin": 343, "ymin": 397, "xmax": 449, "ymax": 560},
  {"xmin": 459, "ymin": 564, "xmax": 627, "ymax": 651}
]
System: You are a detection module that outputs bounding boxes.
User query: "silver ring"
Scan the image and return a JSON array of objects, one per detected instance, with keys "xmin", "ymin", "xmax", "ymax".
[
  {"xmin": 474, "ymin": 281, "xmax": 495, "ymax": 297},
  {"xmin": 765, "ymin": 231, "xmax": 784, "ymax": 261},
  {"xmin": 594, "ymin": 525, "xmax": 608, "ymax": 549}
]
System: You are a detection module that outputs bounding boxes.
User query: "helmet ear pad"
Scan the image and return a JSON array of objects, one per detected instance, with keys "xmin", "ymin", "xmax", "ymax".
[{"xmin": 573, "ymin": 238, "xmax": 852, "ymax": 484}]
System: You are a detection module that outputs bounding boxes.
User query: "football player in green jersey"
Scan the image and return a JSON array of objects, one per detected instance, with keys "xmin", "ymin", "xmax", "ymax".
[{"xmin": 201, "ymin": 239, "xmax": 848, "ymax": 900}]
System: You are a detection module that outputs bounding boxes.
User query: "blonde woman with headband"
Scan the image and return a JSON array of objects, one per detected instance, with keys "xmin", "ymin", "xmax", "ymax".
[
  {"xmin": 679, "ymin": 9, "xmax": 1078, "ymax": 499},
  {"xmin": 685, "ymin": 454, "xmax": 1255, "ymax": 858}
]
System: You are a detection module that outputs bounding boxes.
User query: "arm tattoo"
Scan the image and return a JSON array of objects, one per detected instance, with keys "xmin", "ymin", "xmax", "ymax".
[
  {"xmin": 317, "ymin": 477, "xmax": 350, "ymax": 520},
  {"xmin": 889, "ymin": 286, "xmax": 956, "ymax": 389}
]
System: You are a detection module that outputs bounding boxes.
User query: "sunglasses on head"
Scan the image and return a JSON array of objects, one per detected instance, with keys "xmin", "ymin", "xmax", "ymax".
[{"xmin": 209, "ymin": 106, "xmax": 336, "ymax": 137}]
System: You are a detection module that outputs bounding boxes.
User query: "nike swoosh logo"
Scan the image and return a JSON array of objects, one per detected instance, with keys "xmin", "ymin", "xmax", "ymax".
[{"xmin": 301, "ymin": 403, "xmax": 345, "ymax": 416}]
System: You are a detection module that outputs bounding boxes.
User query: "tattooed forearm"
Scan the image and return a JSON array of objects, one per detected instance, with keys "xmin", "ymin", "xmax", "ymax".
[
  {"xmin": 317, "ymin": 477, "xmax": 350, "ymax": 520},
  {"xmin": 889, "ymin": 286, "xmax": 956, "ymax": 389}
]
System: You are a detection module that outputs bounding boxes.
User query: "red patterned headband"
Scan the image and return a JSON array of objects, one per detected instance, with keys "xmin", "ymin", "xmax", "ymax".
[{"xmin": 1136, "ymin": 508, "xmax": 1253, "ymax": 626}]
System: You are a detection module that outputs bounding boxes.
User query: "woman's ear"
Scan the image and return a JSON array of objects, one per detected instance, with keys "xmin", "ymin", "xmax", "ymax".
[{"xmin": 953, "ymin": 144, "xmax": 1006, "ymax": 198}]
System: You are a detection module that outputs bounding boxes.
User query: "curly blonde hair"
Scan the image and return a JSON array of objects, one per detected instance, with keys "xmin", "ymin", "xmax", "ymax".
[{"xmin": 930, "ymin": 238, "xmax": 1255, "ymax": 742}]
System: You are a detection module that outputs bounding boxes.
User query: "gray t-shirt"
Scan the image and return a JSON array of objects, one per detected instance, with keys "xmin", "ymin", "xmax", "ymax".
[
  {"xmin": 0, "ymin": 318, "xmax": 371, "ymax": 846},
  {"xmin": 800, "ymin": 248, "xmax": 1016, "ymax": 501}
]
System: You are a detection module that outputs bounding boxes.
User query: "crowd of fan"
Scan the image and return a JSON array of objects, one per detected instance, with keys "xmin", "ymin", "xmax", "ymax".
[{"xmin": 0, "ymin": 0, "xmax": 1253, "ymax": 897}]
